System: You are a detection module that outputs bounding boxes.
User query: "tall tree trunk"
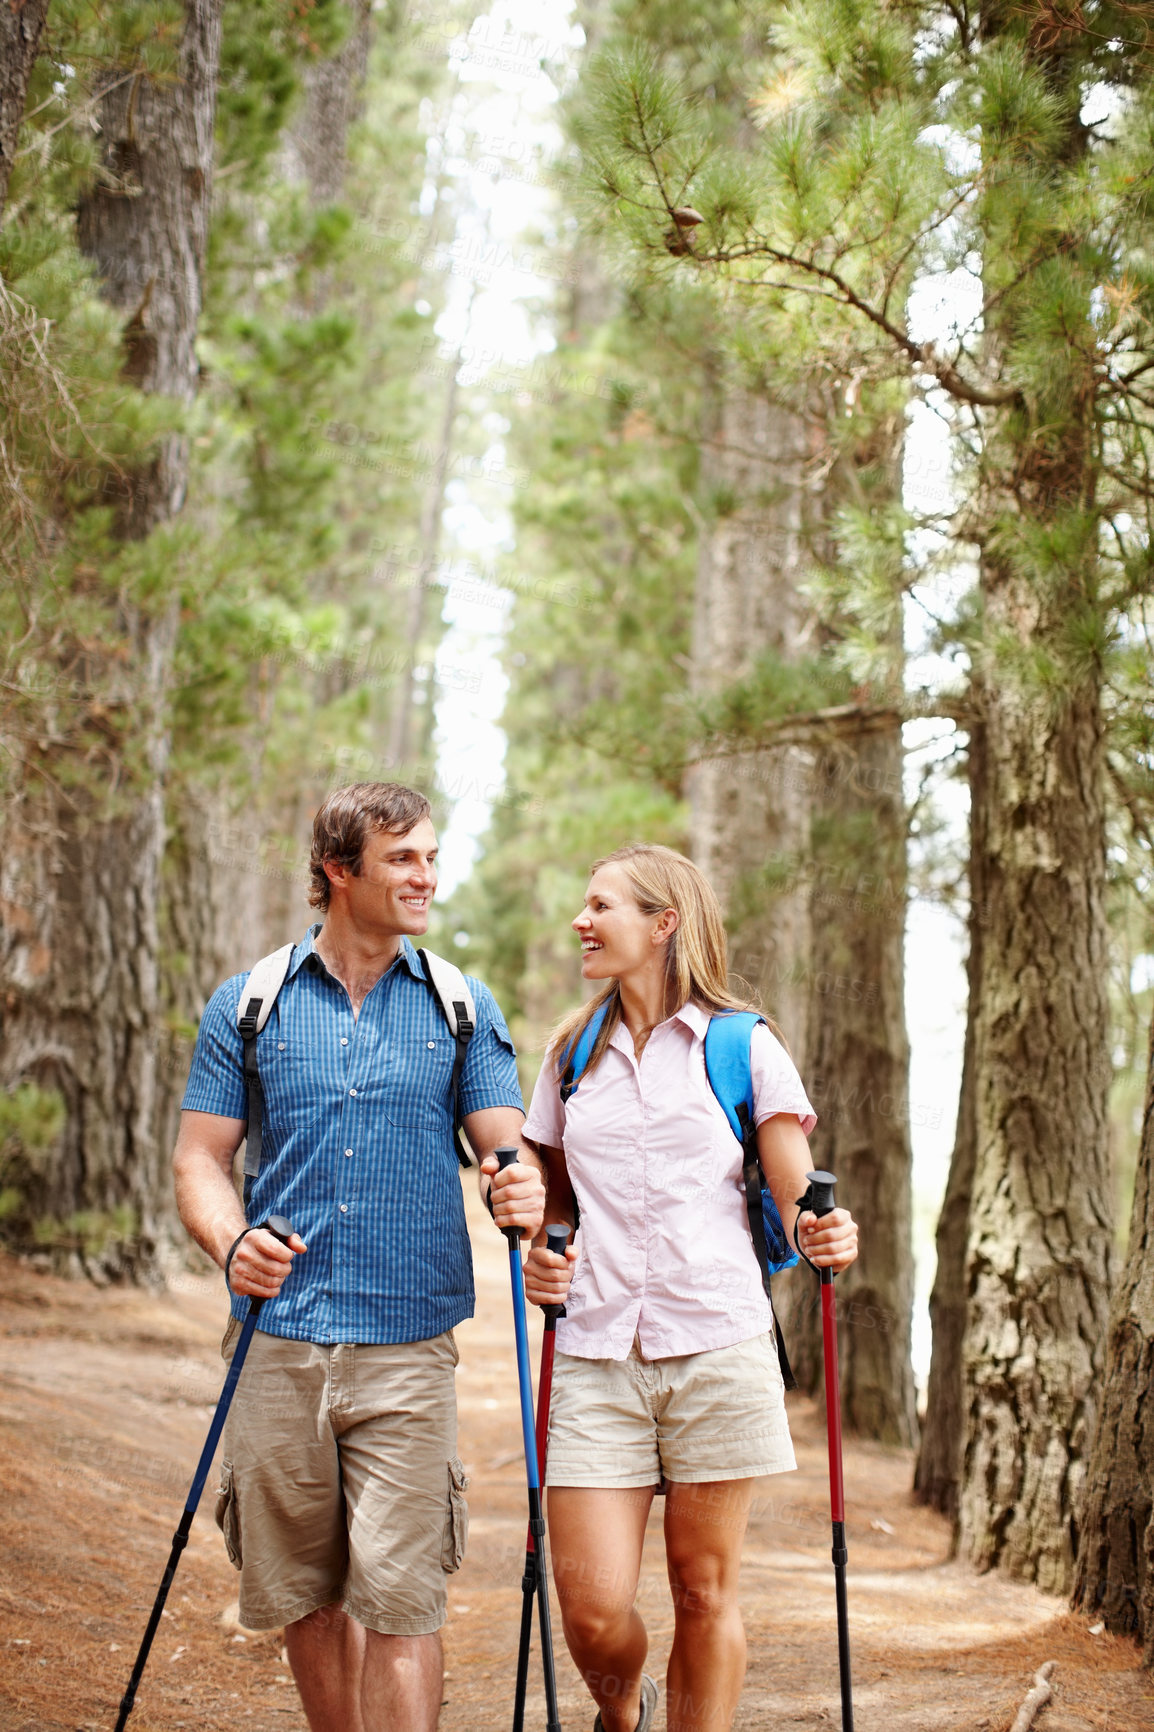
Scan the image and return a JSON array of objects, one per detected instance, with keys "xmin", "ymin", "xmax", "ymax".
[
  {"xmin": 282, "ymin": 0, "xmax": 372, "ymax": 207},
  {"xmin": 1072, "ymin": 1005, "xmax": 1154, "ymax": 1652},
  {"xmin": 790, "ymin": 718, "xmax": 916, "ymax": 1444},
  {"xmin": 0, "ymin": 1, "xmax": 224, "ymax": 1277},
  {"xmin": 952, "ymin": 0, "xmax": 1114, "ymax": 1595},
  {"xmin": 161, "ymin": 0, "xmax": 377, "ymax": 1127},
  {"xmin": 388, "ymin": 320, "xmax": 466, "ymax": 772},
  {"xmin": 958, "ymin": 620, "xmax": 1113, "ymax": 1591},
  {"xmin": 0, "ymin": 0, "xmax": 50, "ymax": 217},
  {"xmin": 687, "ymin": 381, "xmax": 814, "ymax": 1059},
  {"xmin": 688, "ymin": 382, "xmax": 916, "ymax": 1441},
  {"xmin": 915, "ymin": 715, "xmax": 986, "ymax": 1517}
]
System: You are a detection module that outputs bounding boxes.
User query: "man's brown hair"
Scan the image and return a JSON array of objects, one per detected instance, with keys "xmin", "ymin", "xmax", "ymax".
[{"xmin": 308, "ymin": 782, "xmax": 433, "ymax": 911}]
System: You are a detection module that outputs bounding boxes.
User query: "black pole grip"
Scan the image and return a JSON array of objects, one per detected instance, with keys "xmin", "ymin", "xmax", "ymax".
[
  {"xmin": 805, "ymin": 1169, "xmax": 838, "ymax": 1219},
  {"xmin": 495, "ymin": 1145, "xmax": 520, "ymax": 1246},
  {"xmin": 247, "ymin": 1216, "xmax": 296, "ymax": 1319},
  {"xmin": 543, "ymin": 1223, "xmax": 570, "ymax": 1324}
]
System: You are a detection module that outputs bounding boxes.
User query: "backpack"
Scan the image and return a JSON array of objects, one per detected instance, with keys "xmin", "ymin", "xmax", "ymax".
[
  {"xmin": 558, "ymin": 1004, "xmax": 799, "ymax": 1389},
  {"xmin": 235, "ymin": 943, "xmax": 477, "ymax": 1211}
]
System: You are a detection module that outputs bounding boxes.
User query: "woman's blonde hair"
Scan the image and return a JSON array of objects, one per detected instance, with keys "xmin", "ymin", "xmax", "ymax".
[{"xmin": 550, "ymin": 843, "xmax": 768, "ymax": 1082}]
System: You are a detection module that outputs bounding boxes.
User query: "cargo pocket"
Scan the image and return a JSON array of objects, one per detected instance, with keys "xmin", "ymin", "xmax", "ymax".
[
  {"xmin": 440, "ymin": 1457, "xmax": 470, "ymax": 1573},
  {"xmin": 215, "ymin": 1460, "xmax": 242, "ymax": 1570}
]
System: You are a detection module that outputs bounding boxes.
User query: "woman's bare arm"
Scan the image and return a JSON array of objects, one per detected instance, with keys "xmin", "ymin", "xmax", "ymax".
[{"xmin": 757, "ymin": 1112, "xmax": 858, "ymax": 1272}]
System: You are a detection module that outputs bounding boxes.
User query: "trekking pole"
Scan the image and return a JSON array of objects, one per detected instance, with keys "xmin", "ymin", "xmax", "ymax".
[
  {"xmin": 513, "ymin": 1223, "xmax": 570, "ymax": 1732},
  {"xmin": 494, "ymin": 1147, "xmax": 562, "ymax": 1732},
  {"xmin": 800, "ymin": 1170, "xmax": 853, "ymax": 1732},
  {"xmin": 113, "ymin": 1215, "xmax": 296, "ymax": 1731}
]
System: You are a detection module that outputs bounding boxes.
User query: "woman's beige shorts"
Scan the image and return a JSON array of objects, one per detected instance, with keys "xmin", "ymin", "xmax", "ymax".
[
  {"xmin": 214, "ymin": 1322, "xmax": 468, "ymax": 1635},
  {"xmin": 545, "ymin": 1332, "xmax": 796, "ymax": 1488}
]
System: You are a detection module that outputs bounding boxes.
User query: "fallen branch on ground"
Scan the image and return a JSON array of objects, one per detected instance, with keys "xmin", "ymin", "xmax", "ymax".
[{"xmin": 1009, "ymin": 1661, "xmax": 1056, "ymax": 1732}]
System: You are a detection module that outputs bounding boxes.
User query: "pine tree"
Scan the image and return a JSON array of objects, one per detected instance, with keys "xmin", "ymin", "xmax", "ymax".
[
  {"xmin": 576, "ymin": 0, "xmax": 1154, "ymax": 1586},
  {"xmin": 0, "ymin": 0, "xmax": 468, "ymax": 1272},
  {"xmin": 568, "ymin": 1, "xmax": 920, "ymax": 1441}
]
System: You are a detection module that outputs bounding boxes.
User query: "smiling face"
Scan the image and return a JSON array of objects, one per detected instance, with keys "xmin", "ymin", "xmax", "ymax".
[
  {"xmin": 326, "ymin": 817, "xmax": 439, "ymax": 940},
  {"xmin": 572, "ymin": 861, "xmax": 677, "ymax": 985}
]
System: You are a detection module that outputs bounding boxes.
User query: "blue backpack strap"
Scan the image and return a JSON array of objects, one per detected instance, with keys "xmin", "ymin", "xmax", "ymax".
[
  {"xmin": 558, "ymin": 1001, "xmax": 610, "ymax": 1103},
  {"xmin": 704, "ymin": 1012, "xmax": 799, "ymax": 1392},
  {"xmin": 555, "ymin": 1002, "xmax": 612, "ymax": 1236}
]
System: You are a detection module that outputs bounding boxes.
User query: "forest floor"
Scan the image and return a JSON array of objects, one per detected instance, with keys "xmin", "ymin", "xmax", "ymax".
[{"xmin": 1, "ymin": 1184, "xmax": 1151, "ymax": 1732}]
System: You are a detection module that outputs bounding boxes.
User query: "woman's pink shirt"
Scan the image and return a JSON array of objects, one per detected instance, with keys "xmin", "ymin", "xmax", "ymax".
[{"xmin": 522, "ymin": 1002, "xmax": 816, "ymax": 1361}]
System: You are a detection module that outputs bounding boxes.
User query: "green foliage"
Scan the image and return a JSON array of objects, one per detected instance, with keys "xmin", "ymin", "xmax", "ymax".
[
  {"xmin": 0, "ymin": 1084, "xmax": 67, "ymax": 1248},
  {"xmin": 439, "ymin": 297, "xmax": 700, "ymax": 1052},
  {"xmin": 0, "ymin": 1084, "xmax": 66, "ymax": 1155},
  {"xmin": 1, "ymin": 0, "xmax": 468, "ymax": 853},
  {"xmin": 216, "ymin": 0, "xmax": 352, "ymax": 184},
  {"xmin": 31, "ymin": 1206, "xmax": 141, "ymax": 1260}
]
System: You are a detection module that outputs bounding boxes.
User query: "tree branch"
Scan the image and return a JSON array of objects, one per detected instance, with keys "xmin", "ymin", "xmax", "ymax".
[{"xmin": 696, "ymin": 241, "xmax": 1021, "ymax": 407}]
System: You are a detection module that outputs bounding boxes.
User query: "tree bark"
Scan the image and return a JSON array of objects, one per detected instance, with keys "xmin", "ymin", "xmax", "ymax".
[
  {"xmin": 1071, "ymin": 1007, "xmax": 1154, "ymax": 1650},
  {"xmin": 789, "ymin": 720, "xmax": 917, "ymax": 1444},
  {"xmin": 688, "ymin": 382, "xmax": 916, "ymax": 1442},
  {"xmin": 282, "ymin": 0, "xmax": 372, "ymax": 207},
  {"xmin": 0, "ymin": 1, "xmax": 224, "ymax": 1277},
  {"xmin": 0, "ymin": 0, "xmax": 50, "ymax": 217},
  {"xmin": 958, "ymin": 629, "xmax": 1114, "ymax": 1592},
  {"xmin": 915, "ymin": 715, "xmax": 987, "ymax": 1516},
  {"xmin": 951, "ymin": 0, "xmax": 1114, "ymax": 1598},
  {"xmin": 687, "ymin": 382, "xmax": 814, "ymax": 1060}
]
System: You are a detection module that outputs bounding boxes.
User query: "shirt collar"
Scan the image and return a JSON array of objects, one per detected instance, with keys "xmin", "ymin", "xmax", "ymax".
[
  {"xmin": 672, "ymin": 1000, "xmax": 711, "ymax": 1037},
  {"xmin": 286, "ymin": 926, "xmax": 424, "ymax": 983},
  {"xmin": 608, "ymin": 997, "xmax": 712, "ymax": 1051}
]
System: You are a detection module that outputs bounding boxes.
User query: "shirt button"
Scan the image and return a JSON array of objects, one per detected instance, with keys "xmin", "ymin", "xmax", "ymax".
[
  {"xmin": 349, "ymin": 1088, "xmax": 357, "ymax": 1096},
  {"xmin": 427, "ymin": 1040, "xmax": 436, "ymax": 1050},
  {"xmin": 277, "ymin": 1042, "xmax": 286, "ymax": 1051},
  {"xmin": 345, "ymin": 1148, "xmax": 353, "ymax": 1158},
  {"xmin": 339, "ymin": 1204, "xmax": 349, "ymax": 1213},
  {"xmin": 341, "ymin": 1037, "xmax": 348, "ymax": 1046}
]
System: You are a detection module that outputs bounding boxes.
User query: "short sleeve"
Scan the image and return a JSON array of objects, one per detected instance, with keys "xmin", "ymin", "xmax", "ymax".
[
  {"xmin": 181, "ymin": 976, "xmax": 247, "ymax": 1120},
  {"xmin": 750, "ymin": 1021, "xmax": 816, "ymax": 1137},
  {"xmin": 522, "ymin": 1048, "xmax": 565, "ymax": 1151},
  {"xmin": 458, "ymin": 980, "xmax": 525, "ymax": 1116}
]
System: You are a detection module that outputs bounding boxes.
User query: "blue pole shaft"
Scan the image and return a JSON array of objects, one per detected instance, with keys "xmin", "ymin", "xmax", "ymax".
[
  {"xmin": 494, "ymin": 1148, "xmax": 561, "ymax": 1732},
  {"xmin": 115, "ymin": 1213, "xmax": 295, "ymax": 1731},
  {"xmin": 506, "ymin": 1239, "xmax": 540, "ymax": 1489}
]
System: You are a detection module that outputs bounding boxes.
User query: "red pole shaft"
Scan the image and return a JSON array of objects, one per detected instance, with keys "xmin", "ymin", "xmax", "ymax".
[
  {"xmin": 821, "ymin": 1273, "xmax": 845, "ymax": 1524},
  {"xmin": 526, "ymin": 1322, "xmax": 558, "ymax": 1557}
]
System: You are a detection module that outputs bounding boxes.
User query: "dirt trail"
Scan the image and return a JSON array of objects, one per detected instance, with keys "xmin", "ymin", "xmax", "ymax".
[{"xmin": 1, "ymin": 1185, "xmax": 1150, "ymax": 1732}]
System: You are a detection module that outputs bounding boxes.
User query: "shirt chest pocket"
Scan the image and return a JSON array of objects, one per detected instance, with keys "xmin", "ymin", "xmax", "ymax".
[
  {"xmin": 382, "ymin": 1034, "xmax": 456, "ymax": 1128},
  {"xmin": 257, "ymin": 1037, "xmax": 338, "ymax": 1132}
]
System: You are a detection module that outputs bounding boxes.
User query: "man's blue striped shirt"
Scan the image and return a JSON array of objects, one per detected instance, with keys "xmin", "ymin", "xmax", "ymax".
[{"xmin": 181, "ymin": 927, "xmax": 523, "ymax": 1345}]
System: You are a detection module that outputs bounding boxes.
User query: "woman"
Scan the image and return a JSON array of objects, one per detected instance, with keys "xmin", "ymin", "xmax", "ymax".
[{"xmin": 522, "ymin": 844, "xmax": 858, "ymax": 1732}]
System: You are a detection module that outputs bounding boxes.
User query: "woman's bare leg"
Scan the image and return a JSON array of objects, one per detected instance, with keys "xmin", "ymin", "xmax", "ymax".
[
  {"xmin": 547, "ymin": 1485, "xmax": 656, "ymax": 1732},
  {"xmin": 663, "ymin": 1479, "xmax": 755, "ymax": 1732}
]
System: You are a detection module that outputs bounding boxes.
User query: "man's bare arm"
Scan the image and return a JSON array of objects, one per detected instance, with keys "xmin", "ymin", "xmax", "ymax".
[
  {"xmin": 522, "ymin": 1143, "xmax": 578, "ymax": 1308},
  {"xmin": 172, "ymin": 1109, "xmax": 306, "ymax": 1299},
  {"xmin": 463, "ymin": 1105, "xmax": 546, "ymax": 1241}
]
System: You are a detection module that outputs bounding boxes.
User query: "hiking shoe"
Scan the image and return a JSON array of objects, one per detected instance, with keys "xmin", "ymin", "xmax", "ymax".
[{"xmin": 593, "ymin": 1674, "xmax": 658, "ymax": 1732}]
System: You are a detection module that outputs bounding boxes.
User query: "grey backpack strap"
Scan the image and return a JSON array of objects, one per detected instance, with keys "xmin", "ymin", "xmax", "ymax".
[
  {"xmin": 236, "ymin": 944, "xmax": 294, "ymax": 1211},
  {"xmin": 417, "ymin": 948, "xmax": 477, "ymax": 1169}
]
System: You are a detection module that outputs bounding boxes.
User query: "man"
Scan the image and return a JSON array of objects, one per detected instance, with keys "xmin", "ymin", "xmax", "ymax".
[{"xmin": 173, "ymin": 782, "xmax": 544, "ymax": 1732}]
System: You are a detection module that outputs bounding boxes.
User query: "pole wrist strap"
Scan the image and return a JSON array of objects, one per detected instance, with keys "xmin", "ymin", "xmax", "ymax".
[{"xmin": 224, "ymin": 1227, "xmax": 254, "ymax": 1293}]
